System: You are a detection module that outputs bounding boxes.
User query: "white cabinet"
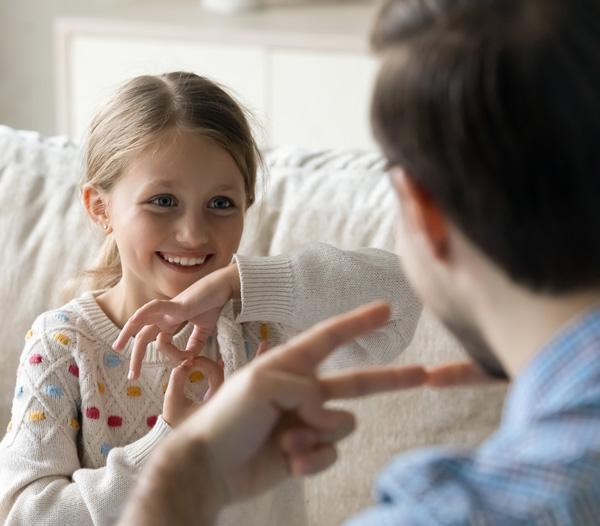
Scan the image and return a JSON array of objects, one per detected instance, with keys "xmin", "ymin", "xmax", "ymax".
[
  {"xmin": 66, "ymin": 36, "xmax": 268, "ymax": 142},
  {"xmin": 270, "ymin": 49, "xmax": 378, "ymax": 149},
  {"xmin": 55, "ymin": 1, "xmax": 378, "ymax": 149}
]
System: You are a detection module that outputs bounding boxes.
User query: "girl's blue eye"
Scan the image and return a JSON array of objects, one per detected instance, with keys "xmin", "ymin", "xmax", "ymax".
[
  {"xmin": 150, "ymin": 195, "xmax": 177, "ymax": 208},
  {"xmin": 208, "ymin": 196, "xmax": 234, "ymax": 210}
]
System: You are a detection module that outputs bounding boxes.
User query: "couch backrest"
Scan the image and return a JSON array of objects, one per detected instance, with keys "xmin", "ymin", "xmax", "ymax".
[
  {"xmin": 240, "ymin": 147, "xmax": 398, "ymax": 255},
  {"xmin": 0, "ymin": 126, "xmax": 101, "ymax": 429}
]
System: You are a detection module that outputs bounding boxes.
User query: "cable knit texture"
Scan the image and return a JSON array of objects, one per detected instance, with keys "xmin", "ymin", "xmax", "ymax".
[{"xmin": 0, "ymin": 243, "xmax": 420, "ymax": 526}]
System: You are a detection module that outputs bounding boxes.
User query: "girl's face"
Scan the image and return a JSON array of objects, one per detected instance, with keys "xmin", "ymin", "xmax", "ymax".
[{"xmin": 104, "ymin": 131, "xmax": 247, "ymax": 303}]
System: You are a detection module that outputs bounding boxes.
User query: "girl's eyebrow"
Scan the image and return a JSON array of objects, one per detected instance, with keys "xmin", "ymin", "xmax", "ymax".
[
  {"xmin": 212, "ymin": 184, "xmax": 242, "ymax": 193},
  {"xmin": 139, "ymin": 178, "xmax": 176, "ymax": 189},
  {"xmin": 139, "ymin": 180, "xmax": 243, "ymax": 194}
]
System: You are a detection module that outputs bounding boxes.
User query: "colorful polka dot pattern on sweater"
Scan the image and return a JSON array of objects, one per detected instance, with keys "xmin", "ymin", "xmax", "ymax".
[{"xmin": 3, "ymin": 294, "xmax": 218, "ymax": 471}]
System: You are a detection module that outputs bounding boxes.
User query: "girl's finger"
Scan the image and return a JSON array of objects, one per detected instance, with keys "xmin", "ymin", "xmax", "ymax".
[
  {"xmin": 186, "ymin": 325, "xmax": 212, "ymax": 354},
  {"xmin": 114, "ymin": 300, "xmax": 183, "ymax": 351},
  {"xmin": 113, "ymin": 300, "xmax": 163, "ymax": 351},
  {"xmin": 128, "ymin": 325, "xmax": 161, "ymax": 380},
  {"xmin": 165, "ymin": 360, "xmax": 194, "ymax": 405},
  {"xmin": 256, "ymin": 340, "xmax": 269, "ymax": 357},
  {"xmin": 189, "ymin": 356, "xmax": 224, "ymax": 400},
  {"xmin": 157, "ymin": 332, "xmax": 197, "ymax": 363}
]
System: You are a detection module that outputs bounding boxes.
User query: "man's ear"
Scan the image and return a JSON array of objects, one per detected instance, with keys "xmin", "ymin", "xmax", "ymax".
[
  {"xmin": 390, "ymin": 167, "xmax": 449, "ymax": 260},
  {"xmin": 82, "ymin": 183, "xmax": 111, "ymax": 233}
]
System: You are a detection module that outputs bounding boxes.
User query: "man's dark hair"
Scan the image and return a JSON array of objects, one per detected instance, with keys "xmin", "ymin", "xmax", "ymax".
[{"xmin": 371, "ymin": 0, "xmax": 600, "ymax": 293}]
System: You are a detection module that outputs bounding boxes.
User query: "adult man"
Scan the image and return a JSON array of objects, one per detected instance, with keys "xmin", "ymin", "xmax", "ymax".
[{"xmin": 118, "ymin": 0, "xmax": 600, "ymax": 523}]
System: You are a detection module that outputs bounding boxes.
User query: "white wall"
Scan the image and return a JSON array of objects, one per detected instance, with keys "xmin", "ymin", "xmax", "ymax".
[{"xmin": 0, "ymin": 0, "xmax": 134, "ymax": 135}]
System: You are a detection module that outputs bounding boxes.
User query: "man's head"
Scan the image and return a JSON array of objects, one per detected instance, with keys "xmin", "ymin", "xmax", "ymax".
[{"xmin": 371, "ymin": 0, "xmax": 600, "ymax": 377}]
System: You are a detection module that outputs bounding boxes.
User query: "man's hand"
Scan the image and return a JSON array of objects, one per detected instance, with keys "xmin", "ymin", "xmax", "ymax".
[
  {"xmin": 112, "ymin": 263, "xmax": 240, "ymax": 380},
  {"xmin": 119, "ymin": 302, "xmax": 429, "ymax": 525},
  {"xmin": 118, "ymin": 302, "xmax": 506, "ymax": 526},
  {"xmin": 426, "ymin": 362, "xmax": 507, "ymax": 387}
]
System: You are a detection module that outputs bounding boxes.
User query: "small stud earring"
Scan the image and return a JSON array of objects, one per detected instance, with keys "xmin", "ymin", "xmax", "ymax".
[{"xmin": 102, "ymin": 224, "xmax": 109, "ymax": 231}]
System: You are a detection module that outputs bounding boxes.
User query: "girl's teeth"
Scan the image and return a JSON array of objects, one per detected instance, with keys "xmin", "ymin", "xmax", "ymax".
[{"xmin": 163, "ymin": 254, "xmax": 207, "ymax": 266}]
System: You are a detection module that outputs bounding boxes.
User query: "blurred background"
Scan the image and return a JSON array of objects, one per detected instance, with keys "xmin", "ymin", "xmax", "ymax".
[{"xmin": 0, "ymin": 0, "xmax": 379, "ymax": 150}]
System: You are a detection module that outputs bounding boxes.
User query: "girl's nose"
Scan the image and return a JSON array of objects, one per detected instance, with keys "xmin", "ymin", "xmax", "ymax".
[{"xmin": 175, "ymin": 212, "xmax": 209, "ymax": 247}]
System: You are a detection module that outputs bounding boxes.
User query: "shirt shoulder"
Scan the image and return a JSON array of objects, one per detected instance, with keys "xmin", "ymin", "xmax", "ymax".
[
  {"xmin": 26, "ymin": 304, "xmax": 83, "ymax": 351},
  {"xmin": 17, "ymin": 305, "xmax": 88, "ymax": 385}
]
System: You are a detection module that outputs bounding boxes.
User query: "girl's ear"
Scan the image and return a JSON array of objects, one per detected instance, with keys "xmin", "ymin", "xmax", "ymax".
[{"xmin": 82, "ymin": 184, "xmax": 112, "ymax": 233}]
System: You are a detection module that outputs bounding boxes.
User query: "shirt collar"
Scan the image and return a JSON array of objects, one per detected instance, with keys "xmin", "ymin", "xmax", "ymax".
[{"xmin": 503, "ymin": 307, "xmax": 600, "ymax": 429}]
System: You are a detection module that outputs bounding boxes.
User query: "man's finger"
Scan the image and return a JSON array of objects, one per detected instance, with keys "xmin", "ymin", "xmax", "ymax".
[
  {"xmin": 288, "ymin": 444, "xmax": 338, "ymax": 477},
  {"xmin": 263, "ymin": 302, "xmax": 391, "ymax": 375},
  {"xmin": 320, "ymin": 365, "xmax": 427, "ymax": 400},
  {"xmin": 279, "ymin": 428, "xmax": 318, "ymax": 454},
  {"xmin": 426, "ymin": 362, "xmax": 507, "ymax": 387}
]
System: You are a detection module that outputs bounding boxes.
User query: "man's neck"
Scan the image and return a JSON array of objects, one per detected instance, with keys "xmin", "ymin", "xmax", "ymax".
[{"xmin": 479, "ymin": 286, "xmax": 600, "ymax": 378}]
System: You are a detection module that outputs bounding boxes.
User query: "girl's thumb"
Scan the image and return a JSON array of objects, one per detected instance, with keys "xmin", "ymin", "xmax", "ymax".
[{"xmin": 165, "ymin": 359, "xmax": 193, "ymax": 402}]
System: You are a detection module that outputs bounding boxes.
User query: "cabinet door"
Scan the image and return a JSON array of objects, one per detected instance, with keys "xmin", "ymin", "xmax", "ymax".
[
  {"xmin": 269, "ymin": 49, "xmax": 378, "ymax": 150},
  {"xmin": 63, "ymin": 35, "xmax": 268, "ymax": 141}
]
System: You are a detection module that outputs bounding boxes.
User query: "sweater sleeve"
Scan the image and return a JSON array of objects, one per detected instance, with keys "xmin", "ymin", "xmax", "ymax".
[
  {"xmin": 234, "ymin": 243, "xmax": 422, "ymax": 369},
  {"xmin": 0, "ymin": 314, "xmax": 171, "ymax": 526}
]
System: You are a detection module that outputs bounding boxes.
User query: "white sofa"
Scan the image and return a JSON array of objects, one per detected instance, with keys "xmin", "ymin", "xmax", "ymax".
[{"xmin": 0, "ymin": 125, "xmax": 507, "ymax": 525}]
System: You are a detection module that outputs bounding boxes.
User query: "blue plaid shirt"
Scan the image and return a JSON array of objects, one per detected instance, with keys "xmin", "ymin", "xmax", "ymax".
[{"xmin": 347, "ymin": 308, "xmax": 600, "ymax": 525}]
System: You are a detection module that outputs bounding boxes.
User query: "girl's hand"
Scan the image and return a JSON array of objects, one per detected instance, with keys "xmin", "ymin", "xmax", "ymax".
[
  {"xmin": 256, "ymin": 340, "xmax": 270, "ymax": 357},
  {"xmin": 112, "ymin": 263, "xmax": 240, "ymax": 380},
  {"xmin": 163, "ymin": 356, "xmax": 225, "ymax": 428}
]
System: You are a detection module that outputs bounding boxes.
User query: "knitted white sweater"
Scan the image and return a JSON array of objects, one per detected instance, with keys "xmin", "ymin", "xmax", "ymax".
[{"xmin": 0, "ymin": 244, "xmax": 421, "ymax": 526}]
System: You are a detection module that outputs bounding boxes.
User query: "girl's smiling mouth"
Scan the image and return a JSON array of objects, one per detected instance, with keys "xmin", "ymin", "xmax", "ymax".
[{"xmin": 156, "ymin": 252, "xmax": 213, "ymax": 272}]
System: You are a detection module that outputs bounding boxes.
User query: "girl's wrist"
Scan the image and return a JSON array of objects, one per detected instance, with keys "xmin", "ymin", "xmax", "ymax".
[{"xmin": 225, "ymin": 262, "xmax": 241, "ymax": 300}]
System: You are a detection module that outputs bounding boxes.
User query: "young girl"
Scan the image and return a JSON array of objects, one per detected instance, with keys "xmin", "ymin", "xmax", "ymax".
[{"xmin": 0, "ymin": 72, "xmax": 422, "ymax": 526}]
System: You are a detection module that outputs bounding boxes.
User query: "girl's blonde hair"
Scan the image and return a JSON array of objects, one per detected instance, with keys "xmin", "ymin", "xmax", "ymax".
[{"xmin": 81, "ymin": 71, "xmax": 261, "ymax": 291}]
